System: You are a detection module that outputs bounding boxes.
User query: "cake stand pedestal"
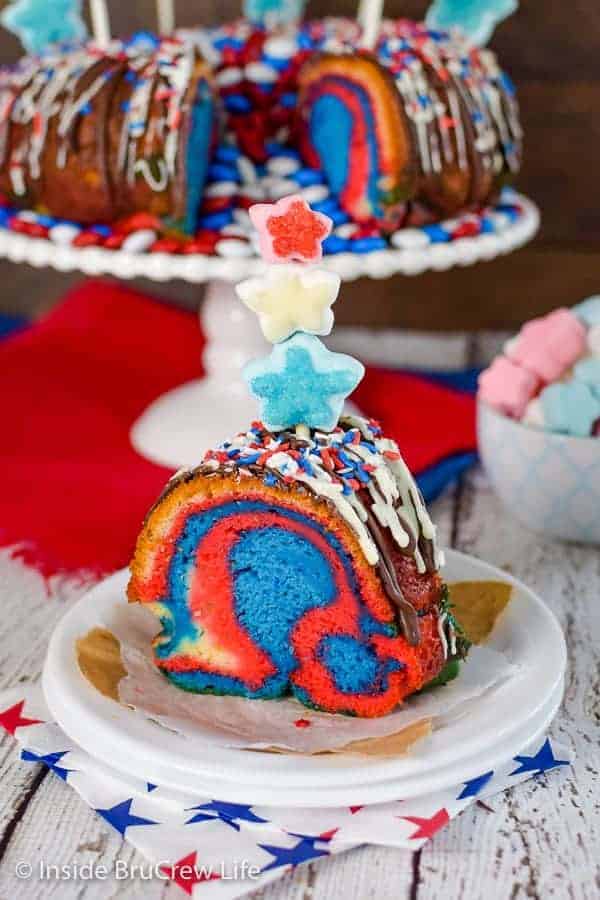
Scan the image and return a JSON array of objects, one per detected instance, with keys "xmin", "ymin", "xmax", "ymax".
[
  {"xmin": 131, "ymin": 280, "xmax": 268, "ymax": 466},
  {"xmin": 0, "ymin": 194, "xmax": 540, "ymax": 466}
]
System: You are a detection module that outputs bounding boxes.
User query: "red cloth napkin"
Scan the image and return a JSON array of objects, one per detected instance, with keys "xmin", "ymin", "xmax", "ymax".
[{"xmin": 0, "ymin": 280, "xmax": 475, "ymax": 577}]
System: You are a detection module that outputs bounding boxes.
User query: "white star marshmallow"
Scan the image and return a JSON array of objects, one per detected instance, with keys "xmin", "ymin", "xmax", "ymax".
[{"xmin": 236, "ymin": 265, "xmax": 341, "ymax": 344}]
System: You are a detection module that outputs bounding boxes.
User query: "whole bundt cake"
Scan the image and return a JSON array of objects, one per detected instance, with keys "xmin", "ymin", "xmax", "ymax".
[
  {"xmin": 0, "ymin": 17, "xmax": 521, "ymax": 238},
  {"xmin": 127, "ymin": 417, "xmax": 465, "ymax": 718}
]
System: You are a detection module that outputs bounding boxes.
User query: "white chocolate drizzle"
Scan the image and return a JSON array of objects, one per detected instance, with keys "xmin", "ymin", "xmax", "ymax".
[{"xmin": 198, "ymin": 415, "xmax": 442, "ymax": 576}]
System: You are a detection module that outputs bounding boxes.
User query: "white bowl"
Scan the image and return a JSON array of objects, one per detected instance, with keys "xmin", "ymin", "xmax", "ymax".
[{"xmin": 477, "ymin": 400, "xmax": 600, "ymax": 544}]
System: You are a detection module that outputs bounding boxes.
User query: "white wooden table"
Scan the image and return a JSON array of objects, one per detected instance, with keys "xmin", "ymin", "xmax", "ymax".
[{"xmin": 0, "ymin": 331, "xmax": 598, "ymax": 900}]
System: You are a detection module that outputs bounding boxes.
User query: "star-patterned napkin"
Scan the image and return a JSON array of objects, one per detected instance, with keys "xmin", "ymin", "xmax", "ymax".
[{"xmin": 1, "ymin": 684, "xmax": 572, "ymax": 899}]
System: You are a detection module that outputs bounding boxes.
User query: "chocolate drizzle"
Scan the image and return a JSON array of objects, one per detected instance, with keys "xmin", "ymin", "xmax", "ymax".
[{"xmin": 364, "ymin": 504, "xmax": 421, "ymax": 646}]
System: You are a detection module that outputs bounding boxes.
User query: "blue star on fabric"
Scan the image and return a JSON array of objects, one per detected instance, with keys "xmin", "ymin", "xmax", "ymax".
[
  {"xmin": 457, "ymin": 770, "xmax": 494, "ymax": 799},
  {"xmin": 1, "ymin": 0, "xmax": 87, "ymax": 55},
  {"xmin": 244, "ymin": 333, "xmax": 365, "ymax": 432},
  {"xmin": 21, "ymin": 749, "xmax": 74, "ymax": 782},
  {"xmin": 259, "ymin": 835, "xmax": 330, "ymax": 872},
  {"xmin": 509, "ymin": 738, "xmax": 571, "ymax": 777},
  {"xmin": 186, "ymin": 800, "xmax": 268, "ymax": 832},
  {"xmin": 94, "ymin": 799, "xmax": 158, "ymax": 836},
  {"xmin": 425, "ymin": 0, "xmax": 517, "ymax": 46},
  {"xmin": 244, "ymin": 0, "xmax": 306, "ymax": 27},
  {"xmin": 146, "ymin": 782, "xmax": 158, "ymax": 792}
]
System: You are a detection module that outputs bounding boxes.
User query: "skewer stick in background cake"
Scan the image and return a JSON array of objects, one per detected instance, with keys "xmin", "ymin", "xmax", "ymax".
[
  {"xmin": 156, "ymin": 0, "xmax": 175, "ymax": 37},
  {"xmin": 358, "ymin": 0, "xmax": 385, "ymax": 49},
  {"xmin": 89, "ymin": 0, "xmax": 111, "ymax": 47},
  {"xmin": 128, "ymin": 196, "xmax": 469, "ymax": 718}
]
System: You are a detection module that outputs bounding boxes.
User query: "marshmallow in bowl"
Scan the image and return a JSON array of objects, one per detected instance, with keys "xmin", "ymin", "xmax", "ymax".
[
  {"xmin": 574, "ymin": 357, "xmax": 600, "ymax": 388},
  {"xmin": 587, "ymin": 326, "xmax": 600, "ymax": 357},
  {"xmin": 478, "ymin": 357, "xmax": 539, "ymax": 419},
  {"xmin": 505, "ymin": 308, "xmax": 586, "ymax": 382},
  {"xmin": 478, "ymin": 298, "xmax": 600, "ymax": 438},
  {"xmin": 522, "ymin": 397, "xmax": 546, "ymax": 428},
  {"xmin": 573, "ymin": 295, "xmax": 600, "ymax": 327},
  {"xmin": 538, "ymin": 382, "xmax": 600, "ymax": 438}
]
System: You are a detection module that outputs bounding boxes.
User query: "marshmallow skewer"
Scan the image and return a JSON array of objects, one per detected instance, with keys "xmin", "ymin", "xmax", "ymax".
[
  {"xmin": 89, "ymin": 0, "xmax": 111, "ymax": 47},
  {"xmin": 358, "ymin": 0, "xmax": 384, "ymax": 49},
  {"xmin": 238, "ymin": 195, "xmax": 363, "ymax": 434},
  {"xmin": 157, "ymin": 0, "xmax": 175, "ymax": 35}
]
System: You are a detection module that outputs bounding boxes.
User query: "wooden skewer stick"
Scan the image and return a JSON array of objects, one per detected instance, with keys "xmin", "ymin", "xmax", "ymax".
[
  {"xmin": 357, "ymin": 0, "xmax": 384, "ymax": 50},
  {"xmin": 89, "ymin": 0, "xmax": 111, "ymax": 47},
  {"xmin": 157, "ymin": 0, "xmax": 176, "ymax": 36}
]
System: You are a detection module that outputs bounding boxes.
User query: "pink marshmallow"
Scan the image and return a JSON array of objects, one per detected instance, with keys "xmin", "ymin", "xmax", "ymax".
[
  {"xmin": 508, "ymin": 308, "xmax": 587, "ymax": 382},
  {"xmin": 478, "ymin": 356, "xmax": 540, "ymax": 419}
]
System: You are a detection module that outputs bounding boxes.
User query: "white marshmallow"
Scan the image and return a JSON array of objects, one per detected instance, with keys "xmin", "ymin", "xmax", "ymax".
[
  {"xmin": 216, "ymin": 67, "xmax": 243, "ymax": 87},
  {"xmin": 522, "ymin": 397, "xmax": 546, "ymax": 429},
  {"xmin": 300, "ymin": 185, "xmax": 330, "ymax": 204},
  {"xmin": 122, "ymin": 229, "xmax": 156, "ymax": 253},
  {"xmin": 263, "ymin": 36, "xmax": 297, "ymax": 59},
  {"xmin": 49, "ymin": 223, "xmax": 81, "ymax": 245},
  {"xmin": 215, "ymin": 238, "xmax": 253, "ymax": 258},
  {"xmin": 245, "ymin": 62, "xmax": 278, "ymax": 84},
  {"xmin": 588, "ymin": 325, "xmax": 600, "ymax": 357},
  {"xmin": 266, "ymin": 156, "xmax": 301, "ymax": 177},
  {"xmin": 390, "ymin": 228, "xmax": 431, "ymax": 250}
]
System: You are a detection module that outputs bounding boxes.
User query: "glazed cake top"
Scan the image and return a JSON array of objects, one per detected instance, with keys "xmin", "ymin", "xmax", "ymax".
[
  {"xmin": 179, "ymin": 414, "xmax": 444, "ymax": 579},
  {"xmin": 0, "ymin": 35, "xmax": 207, "ymax": 189}
]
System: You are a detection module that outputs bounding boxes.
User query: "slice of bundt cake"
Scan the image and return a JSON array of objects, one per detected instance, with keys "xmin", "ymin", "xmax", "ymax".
[
  {"xmin": 0, "ymin": 37, "xmax": 215, "ymax": 232},
  {"xmin": 128, "ymin": 416, "xmax": 465, "ymax": 718},
  {"xmin": 297, "ymin": 21, "xmax": 522, "ymax": 230}
]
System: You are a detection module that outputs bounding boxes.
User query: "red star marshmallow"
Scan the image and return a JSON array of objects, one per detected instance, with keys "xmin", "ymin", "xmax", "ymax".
[{"xmin": 249, "ymin": 194, "xmax": 332, "ymax": 263}]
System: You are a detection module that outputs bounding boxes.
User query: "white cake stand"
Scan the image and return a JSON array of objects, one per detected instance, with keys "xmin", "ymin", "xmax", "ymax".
[{"xmin": 0, "ymin": 195, "xmax": 539, "ymax": 466}]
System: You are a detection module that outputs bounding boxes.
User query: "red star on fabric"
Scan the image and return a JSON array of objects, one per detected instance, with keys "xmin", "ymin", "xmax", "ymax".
[
  {"xmin": 160, "ymin": 852, "xmax": 220, "ymax": 895},
  {"xmin": 0, "ymin": 700, "xmax": 42, "ymax": 736},
  {"xmin": 319, "ymin": 828, "xmax": 339, "ymax": 841},
  {"xmin": 400, "ymin": 808, "xmax": 450, "ymax": 840},
  {"xmin": 250, "ymin": 195, "xmax": 332, "ymax": 263},
  {"xmin": 349, "ymin": 806, "xmax": 364, "ymax": 814}
]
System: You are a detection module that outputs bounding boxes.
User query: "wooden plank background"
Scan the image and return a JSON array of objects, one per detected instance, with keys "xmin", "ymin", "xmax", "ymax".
[{"xmin": 0, "ymin": 0, "xmax": 598, "ymax": 328}]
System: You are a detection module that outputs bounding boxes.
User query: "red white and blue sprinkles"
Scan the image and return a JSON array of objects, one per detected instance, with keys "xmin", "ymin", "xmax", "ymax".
[{"xmin": 199, "ymin": 414, "xmax": 443, "ymax": 575}]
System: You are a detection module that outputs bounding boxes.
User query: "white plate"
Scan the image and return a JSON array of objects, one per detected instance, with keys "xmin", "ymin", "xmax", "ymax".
[
  {"xmin": 0, "ymin": 196, "xmax": 539, "ymax": 285},
  {"xmin": 43, "ymin": 549, "xmax": 566, "ymax": 806}
]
